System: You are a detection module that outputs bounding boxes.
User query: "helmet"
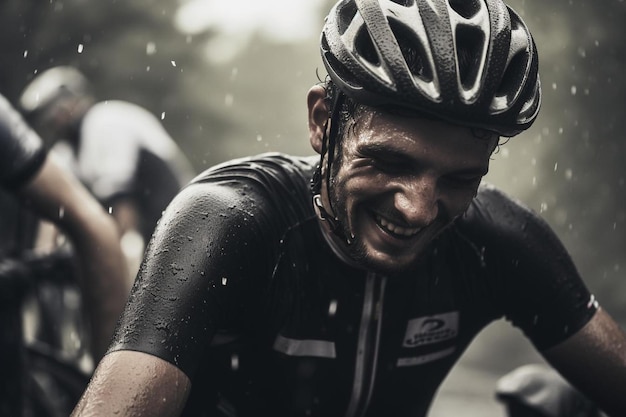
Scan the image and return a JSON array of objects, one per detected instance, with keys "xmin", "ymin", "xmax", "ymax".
[
  {"xmin": 19, "ymin": 66, "xmax": 90, "ymax": 115},
  {"xmin": 320, "ymin": 0, "xmax": 541, "ymax": 137}
]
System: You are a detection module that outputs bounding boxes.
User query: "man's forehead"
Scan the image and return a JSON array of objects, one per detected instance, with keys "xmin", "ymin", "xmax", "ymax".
[{"xmin": 348, "ymin": 112, "xmax": 497, "ymax": 162}]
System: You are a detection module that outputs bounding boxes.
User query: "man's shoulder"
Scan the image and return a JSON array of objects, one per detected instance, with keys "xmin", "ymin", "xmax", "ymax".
[
  {"xmin": 456, "ymin": 183, "xmax": 540, "ymax": 241},
  {"xmin": 82, "ymin": 100, "xmax": 161, "ymax": 133},
  {"xmin": 87, "ymin": 100, "xmax": 148, "ymax": 116},
  {"xmin": 188, "ymin": 152, "xmax": 318, "ymax": 218},
  {"xmin": 474, "ymin": 182, "xmax": 527, "ymax": 209},
  {"xmin": 193, "ymin": 152, "xmax": 318, "ymax": 188},
  {"xmin": 79, "ymin": 100, "xmax": 179, "ymax": 158}
]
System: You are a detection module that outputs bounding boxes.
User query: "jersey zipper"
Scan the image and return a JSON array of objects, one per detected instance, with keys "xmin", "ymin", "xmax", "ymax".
[{"xmin": 345, "ymin": 272, "xmax": 387, "ymax": 417}]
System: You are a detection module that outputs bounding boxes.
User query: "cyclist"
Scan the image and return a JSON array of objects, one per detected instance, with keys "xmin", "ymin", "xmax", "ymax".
[
  {"xmin": 72, "ymin": 1, "xmax": 626, "ymax": 416},
  {"xmin": 19, "ymin": 66, "xmax": 195, "ymax": 278},
  {"xmin": 0, "ymin": 92, "xmax": 128, "ymax": 415}
]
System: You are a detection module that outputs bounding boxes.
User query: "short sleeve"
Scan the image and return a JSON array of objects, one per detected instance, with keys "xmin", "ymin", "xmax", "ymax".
[
  {"xmin": 107, "ymin": 180, "xmax": 276, "ymax": 377},
  {"xmin": 460, "ymin": 185, "xmax": 598, "ymax": 350}
]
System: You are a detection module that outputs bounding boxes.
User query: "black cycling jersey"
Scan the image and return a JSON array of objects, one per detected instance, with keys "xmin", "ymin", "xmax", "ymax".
[{"xmin": 109, "ymin": 152, "xmax": 597, "ymax": 417}]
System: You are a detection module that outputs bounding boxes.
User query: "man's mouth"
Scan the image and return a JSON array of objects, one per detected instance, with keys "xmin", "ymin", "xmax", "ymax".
[{"xmin": 374, "ymin": 214, "xmax": 422, "ymax": 238}]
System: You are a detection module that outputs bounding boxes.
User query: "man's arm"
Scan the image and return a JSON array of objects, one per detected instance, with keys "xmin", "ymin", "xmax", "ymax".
[
  {"xmin": 109, "ymin": 197, "xmax": 146, "ymax": 283},
  {"xmin": 71, "ymin": 350, "xmax": 191, "ymax": 416},
  {"xmin": 70, "ymin": 169, "xmax": 276, "ymax": 415},
  {"xmin": 542, "ymin": 308, "xmax": 626, "ymax": 417},
  {"xmin": 71, "ymin": 182, "xmax": 231, "ymax": 417},
  {"xmin": 18, "ymin": 154, "xmax": 130, "ymax": 360}
]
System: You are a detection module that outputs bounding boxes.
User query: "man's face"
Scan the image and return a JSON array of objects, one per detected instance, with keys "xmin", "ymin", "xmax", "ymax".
[
  {"xmin": 323, "ymin": 108, "xmax": 497, "ymax": 274},
  {"xmin": 35, "ymin": 96, "xmax": 80, "ymax": 145}
]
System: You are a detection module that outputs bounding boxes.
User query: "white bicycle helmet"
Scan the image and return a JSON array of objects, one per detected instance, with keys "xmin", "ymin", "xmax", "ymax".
[
  {"xmin": 19, "ymin": 66, "xmax": 90, "ymax": 115},
  {"xmin": 321, "ymin": 0, "xmax": 541, "ymax": 137}
]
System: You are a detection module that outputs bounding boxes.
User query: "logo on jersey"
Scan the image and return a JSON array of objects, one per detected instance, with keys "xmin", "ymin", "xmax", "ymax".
[{"xmin": 402, "ymin": 312, "xmax": 459, "ymax": 348}]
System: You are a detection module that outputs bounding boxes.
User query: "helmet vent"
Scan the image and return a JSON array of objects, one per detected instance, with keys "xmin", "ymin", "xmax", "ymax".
[
  {"xmin": 321, "ymin": 32, "xmax": 330, "ymax": 52},
  {"xmin": 337, "ymin": 1, "xmax": 358, "ymax": 35},
  {"xmin": 391, "ymin": 21, "xmax": 434, "ymax": 82},
  {"xmin": 455, "ymin": 25, "xmax": 483, "ymax": 91},
  {"xmin": 496, "ymin": 51, "xmax": 526, "ymax": 104},
  {"xmin": 325, "ymin": 52, "xmax": 363, "ymax": 90},
  {"xmin": 389, "ymin": 0, "xmax": 415, "ymax": 6},
  {"xmin": 355, "ymin": 27, "xmax": 381, "ymax": 67},
  {"xmin": 448, "ymin": 0, "xmax": 482, "ymax": 19}
]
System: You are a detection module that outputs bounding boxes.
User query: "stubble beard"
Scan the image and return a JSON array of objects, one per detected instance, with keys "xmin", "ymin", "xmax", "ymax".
[{"xmin": 329, "ymin": 182, "xmax": 421, "ymax": 276}]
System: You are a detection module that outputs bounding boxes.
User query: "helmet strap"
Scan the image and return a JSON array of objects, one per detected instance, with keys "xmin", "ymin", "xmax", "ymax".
[{"xmin": 310, "ymin": 89, "xmax": 351, "ymax": 245}]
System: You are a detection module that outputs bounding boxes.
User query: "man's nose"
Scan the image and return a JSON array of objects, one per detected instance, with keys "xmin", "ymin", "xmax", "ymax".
[{"xmin": 393, "ymin": 178, "xmax": 438, "ymax": 226}]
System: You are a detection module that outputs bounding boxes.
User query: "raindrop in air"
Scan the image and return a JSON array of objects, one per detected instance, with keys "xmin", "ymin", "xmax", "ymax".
[
  {"xmin": 328, "ymin": 299, "xmax": 338, "ymax": 317},
  {"xmin": 146, "ymin": 42, "xmax": 157, "ymax": 55}
]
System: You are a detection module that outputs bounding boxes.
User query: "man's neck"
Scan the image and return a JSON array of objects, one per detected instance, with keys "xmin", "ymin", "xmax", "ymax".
[{"xmin": 314, "ymin": 212, "xmax": 364, "ymax": 270}]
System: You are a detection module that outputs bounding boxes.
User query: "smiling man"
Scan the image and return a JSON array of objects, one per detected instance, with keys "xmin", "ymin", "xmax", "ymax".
[
  {"xmin": 72, "ymin": 0, "xmax": 626, "ymax": 416},
  {"xmin": 310, "ymin": 105, "xmax": 498, "ymax": 273}
]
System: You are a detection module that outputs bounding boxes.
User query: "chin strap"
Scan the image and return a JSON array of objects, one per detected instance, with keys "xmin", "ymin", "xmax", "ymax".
[
  {"xmin": 312, "ymin": 194, "xmax": 353, "ymax": 245},
  {"xmin": 311, "ymin": 87, "xmax": 354, "ymax": 245}
]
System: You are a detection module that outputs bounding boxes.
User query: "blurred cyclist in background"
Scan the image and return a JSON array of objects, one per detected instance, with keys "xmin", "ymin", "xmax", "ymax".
[
  {"xmin": 19, "ymin": 66, "xmax": 195, "ymax": 279},
  {"xmin": 0, "ymin": 92, "xmax": 128, "ymax": 416}
]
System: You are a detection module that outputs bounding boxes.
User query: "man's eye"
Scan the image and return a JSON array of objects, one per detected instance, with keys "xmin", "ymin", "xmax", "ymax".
[
  {"xmin": 442, "ymin": 175, "xmax": 481, "ymax": 188},
  {"xmin": 370, "ymin": 158, "xmax": 407, "ymax": 173}
]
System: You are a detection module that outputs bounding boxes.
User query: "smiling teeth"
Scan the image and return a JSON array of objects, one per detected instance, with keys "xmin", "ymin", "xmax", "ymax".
[{"xmin": 376, "ymin": 215, "xmax": 421, "ymax": 237}]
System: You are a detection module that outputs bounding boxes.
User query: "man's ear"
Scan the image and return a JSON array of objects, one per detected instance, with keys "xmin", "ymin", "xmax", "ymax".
[{"xmin": 307, "ymin": 85, "xmax": 329, "ymax": 155}]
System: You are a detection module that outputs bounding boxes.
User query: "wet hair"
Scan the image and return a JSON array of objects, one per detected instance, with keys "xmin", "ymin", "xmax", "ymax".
[{"xmin": 321, "ymin": 77, "xmax": 496, "ymax": 148}]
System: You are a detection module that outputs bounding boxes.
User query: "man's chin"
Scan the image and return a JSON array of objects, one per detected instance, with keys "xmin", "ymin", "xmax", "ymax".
[
  {"xmin": 334, "ymin": 218, "xmax": 433, "ymax": 274},
  {"xmin": 349, "ymin": 248, "xmax": 423, "ymax": 276}
]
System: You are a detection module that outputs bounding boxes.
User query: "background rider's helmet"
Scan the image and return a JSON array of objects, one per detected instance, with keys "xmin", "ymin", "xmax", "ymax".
[
  {"xmin": 19, "ymin": 66, "xmax": 90, "ymax": 117},
  {"xmin": 320, "ymin": 0, "xmax": 541, "ymax": 137},
  {"xmin": 19, "ymin": 66, "xmax": 92, "ymax": 144}
]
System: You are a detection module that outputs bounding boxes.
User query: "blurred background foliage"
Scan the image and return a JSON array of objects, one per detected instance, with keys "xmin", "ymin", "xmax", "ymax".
[
  {"xmin": 0, "ymin": 0, "xmax": 624, "ymax": 413},
  {"xmin": 488, "ymin": 0, "xmax": 626, "ymax": 318}
]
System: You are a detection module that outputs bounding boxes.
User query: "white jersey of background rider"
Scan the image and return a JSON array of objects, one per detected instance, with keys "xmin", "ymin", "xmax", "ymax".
[{"xmin": 68, "ymin": 100, "xmax": 193, "ymax": 202}]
